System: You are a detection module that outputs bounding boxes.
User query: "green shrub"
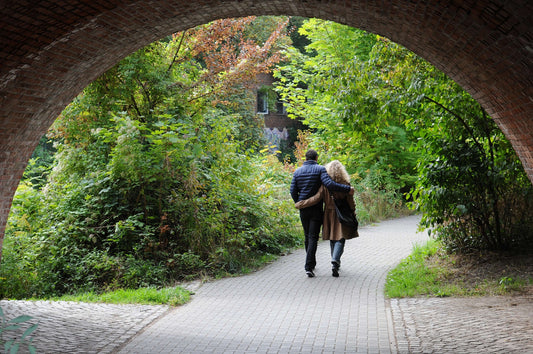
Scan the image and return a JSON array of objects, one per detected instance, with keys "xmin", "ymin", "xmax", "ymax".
[
  {"xmin": 410, "ymin": 103, "xmax": 533, "ymax": 251},
  {"xmin": 1, "ymin": 133, "xmax": 301, "ymax": 298}
]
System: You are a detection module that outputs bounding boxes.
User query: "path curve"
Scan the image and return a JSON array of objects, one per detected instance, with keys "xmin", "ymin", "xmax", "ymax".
[
  {"xmin": 117, "ymin": 215, "xmax": 427, "ymax": 353},
  {"xmin": 3, "ymin": 215, "xmax": 530, "ymax": 353}
]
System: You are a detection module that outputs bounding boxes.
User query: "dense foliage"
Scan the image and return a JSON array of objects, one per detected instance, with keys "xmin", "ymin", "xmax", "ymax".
[
  {"xmin": 1, "ymin": 17, "xmax": 301, "ymax": 298},
  {"xmin": 409, "ymin": 98, "xmax": 533, "ymax": 251},
  {"xmin": 274, "ymin": 18, "xmax": 533, "ymax": 250},
  {"xmin": 2, "ymin": 17, "xmax": 532, "ymax": 300},
  {"xmin": 274, "ymin": 19, "xmax": 421, "ymax": 220}
]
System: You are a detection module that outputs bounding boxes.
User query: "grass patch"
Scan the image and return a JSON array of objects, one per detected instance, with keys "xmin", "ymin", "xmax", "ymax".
[
  {"xmin": 385, "ymin": 239, "xmax": 532, "ymax": 298},
  {"xmin": 385, "ymin": 239, "xmax": 457, "ymax": 298},
  {"xmin": 45, "ymin": 286, "xmax": 191, "ymax": 306}
]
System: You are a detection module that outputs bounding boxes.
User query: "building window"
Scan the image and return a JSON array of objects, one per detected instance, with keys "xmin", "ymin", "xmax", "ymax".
[
  {"xmin": 257, "ymin": 91, "xmax": 268, "ymax": 114},
  {"xmin": 276, "ymin": 99, "xmax": 286, "ymax": 115}
]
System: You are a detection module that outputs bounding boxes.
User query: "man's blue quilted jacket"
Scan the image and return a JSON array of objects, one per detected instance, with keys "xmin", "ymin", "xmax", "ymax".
[{"xmin": 290, "ymin": 160, "xmax": 350, "ymax": 203}]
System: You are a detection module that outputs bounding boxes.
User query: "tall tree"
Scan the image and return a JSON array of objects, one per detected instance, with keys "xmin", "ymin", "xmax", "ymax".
[
  {"xmin": 274, "ymin": 19, "xmax": 420, "ymax": 192},
  {"xmin": 275, "ymin": 18, "xmax": 533, "ymax": 250}
]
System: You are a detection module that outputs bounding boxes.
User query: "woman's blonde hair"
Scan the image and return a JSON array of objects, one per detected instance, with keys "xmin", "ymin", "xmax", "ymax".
[{"xmin": 325, "ymin": 160, "xmax": 350, "ymax": 185}]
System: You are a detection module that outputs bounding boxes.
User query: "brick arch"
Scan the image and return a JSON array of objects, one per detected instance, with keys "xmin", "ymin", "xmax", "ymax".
[{"xmin": 1, "ymin": 0, "xmax": 532, "ymax": 250}]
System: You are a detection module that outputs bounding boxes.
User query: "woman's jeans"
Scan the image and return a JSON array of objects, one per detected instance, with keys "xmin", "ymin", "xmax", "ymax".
[{"xmin": 330, "ymin": 238, "xmax": 346, "ymax": 268}]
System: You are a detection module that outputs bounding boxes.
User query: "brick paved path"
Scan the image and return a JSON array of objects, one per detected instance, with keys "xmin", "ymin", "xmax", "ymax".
[
  {"xmin": 117, "ymin": 215, "xmax": 428, "ymax": 353},
  {"xmin": 0, "ymin": 300, "xmax": 168, "ymax": 353},
  {"xmin": 1, "ymin": 215, "xmax": 531, "ymax": 353},
  {"xmin": 391, "ymin": 296, "xmax": 533, "ymax": 353}
]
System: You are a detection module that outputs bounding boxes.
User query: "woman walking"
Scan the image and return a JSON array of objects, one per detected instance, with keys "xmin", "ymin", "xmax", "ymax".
[{"xmin": 295, "ymin": 160, "xmax": 358, "ymax": 277}]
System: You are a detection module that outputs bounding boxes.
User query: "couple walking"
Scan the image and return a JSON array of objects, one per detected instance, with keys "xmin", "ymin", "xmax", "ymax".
[{"xmin": 290, "ymin": 149, "xmax": 359, "ymax": 278}]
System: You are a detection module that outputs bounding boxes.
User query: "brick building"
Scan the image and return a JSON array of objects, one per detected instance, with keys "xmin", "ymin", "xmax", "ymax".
[{"xmin": 255, "ymin": 73, "xmax": 305, "ymax": 152}]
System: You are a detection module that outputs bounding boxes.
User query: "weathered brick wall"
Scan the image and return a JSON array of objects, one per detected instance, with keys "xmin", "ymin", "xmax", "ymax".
[
  {"xmin": 1, "ymin": 0, "xmax": 532, "ymax": 254},
  {"xmin": 255, "ymin": 73, "xmax": 301, "ymax": 129}
]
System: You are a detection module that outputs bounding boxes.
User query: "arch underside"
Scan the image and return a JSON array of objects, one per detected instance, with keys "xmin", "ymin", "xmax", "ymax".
[{"xmin": 0, "ymin": 0, "xmax": 532, "ymax": 244}]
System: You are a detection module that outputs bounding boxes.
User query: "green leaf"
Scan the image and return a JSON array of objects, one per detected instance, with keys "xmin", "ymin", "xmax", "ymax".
[
  {"xmin": 21, "ymin": 323, "xmax": 39, "ymax": 339},
  {"xmin": 8, "ymin": 315, "xmax": 33, "ymax": 324},
  {"xmin": 3, "ymin": 325, "xmax": 21, "ymax": 331},
  {"xmin": 5, "ymin": 340, "xmax": 14, "ymax": 352},
  {"xmin": 9, "ymin": 342, "xmax": 20, "ymax": 354}
]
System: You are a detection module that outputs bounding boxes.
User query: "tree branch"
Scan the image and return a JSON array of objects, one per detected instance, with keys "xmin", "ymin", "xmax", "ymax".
[
  {"xmin": 168, "ymin": 30, "xmax": 187, "ymax": 72},
  {"xmin": 423, "ymin": 95, "xmax": 485, "ymax": 155}
]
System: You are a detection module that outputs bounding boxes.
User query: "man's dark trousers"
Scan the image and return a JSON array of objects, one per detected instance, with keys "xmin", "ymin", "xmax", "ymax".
[{"xmin": 299, "ymin": 204, "xmax": 323, "ymax": 271}]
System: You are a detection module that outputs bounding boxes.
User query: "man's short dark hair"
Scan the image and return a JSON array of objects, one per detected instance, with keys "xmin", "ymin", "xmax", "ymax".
[{"xmin": 305, "ymin": 149, "xmax": 318, "ymax": 161}]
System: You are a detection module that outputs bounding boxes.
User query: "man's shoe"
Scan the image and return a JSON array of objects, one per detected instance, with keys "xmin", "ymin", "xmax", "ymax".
[
  {"xmin": 332, "ymin": 268, "xmax": 339, "ymax": 277},
  {"xmin": 306, "ymin": 270, "xmax": 315, "ymax": 278}
]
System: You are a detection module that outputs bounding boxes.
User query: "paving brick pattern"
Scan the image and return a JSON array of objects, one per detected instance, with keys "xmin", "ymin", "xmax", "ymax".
[
  {"xmin": 391, "ymin": 296, "xmax": 533, "ymax": 354},
  {"xmin": 117, "ymin": 215, "xmax": 428, "ymax": 353},
  {"xmin": 2, "ymin": 215, "xmax": 531, "ymax": 353},
  {"xmin": 0, "ymin": 301, "xmax": 168, "ymax": 354}
]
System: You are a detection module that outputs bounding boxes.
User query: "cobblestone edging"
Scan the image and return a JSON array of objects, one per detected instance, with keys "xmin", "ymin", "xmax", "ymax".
[
  {"xmin": 0, "ymin": 300, "xmax": 169, "ymax": 353},
  {"xmin": 390, "ymin": 296, "xmax": 533, "ymax": 353}
]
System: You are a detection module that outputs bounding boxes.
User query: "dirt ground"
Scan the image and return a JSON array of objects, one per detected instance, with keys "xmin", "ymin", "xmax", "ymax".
[{"xmin": 434, "ymin": 247, "xmax": 533, "ymax": 296}]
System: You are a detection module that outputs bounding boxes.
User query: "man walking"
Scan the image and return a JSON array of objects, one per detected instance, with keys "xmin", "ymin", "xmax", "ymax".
[{"xmin": 290, "ymin": 149, "xmax": 354, "ymax": 277}]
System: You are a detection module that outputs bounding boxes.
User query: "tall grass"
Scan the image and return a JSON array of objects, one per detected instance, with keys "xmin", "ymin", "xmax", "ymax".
[{"xmin": 354, "ymin": 187, "xmax": 411, "ymax": 225}]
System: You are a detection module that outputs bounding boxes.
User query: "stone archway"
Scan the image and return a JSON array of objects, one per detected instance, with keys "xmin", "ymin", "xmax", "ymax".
[{"xmin": 1, "ymin": 0, "xmax": 532, "ymax": 252}]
